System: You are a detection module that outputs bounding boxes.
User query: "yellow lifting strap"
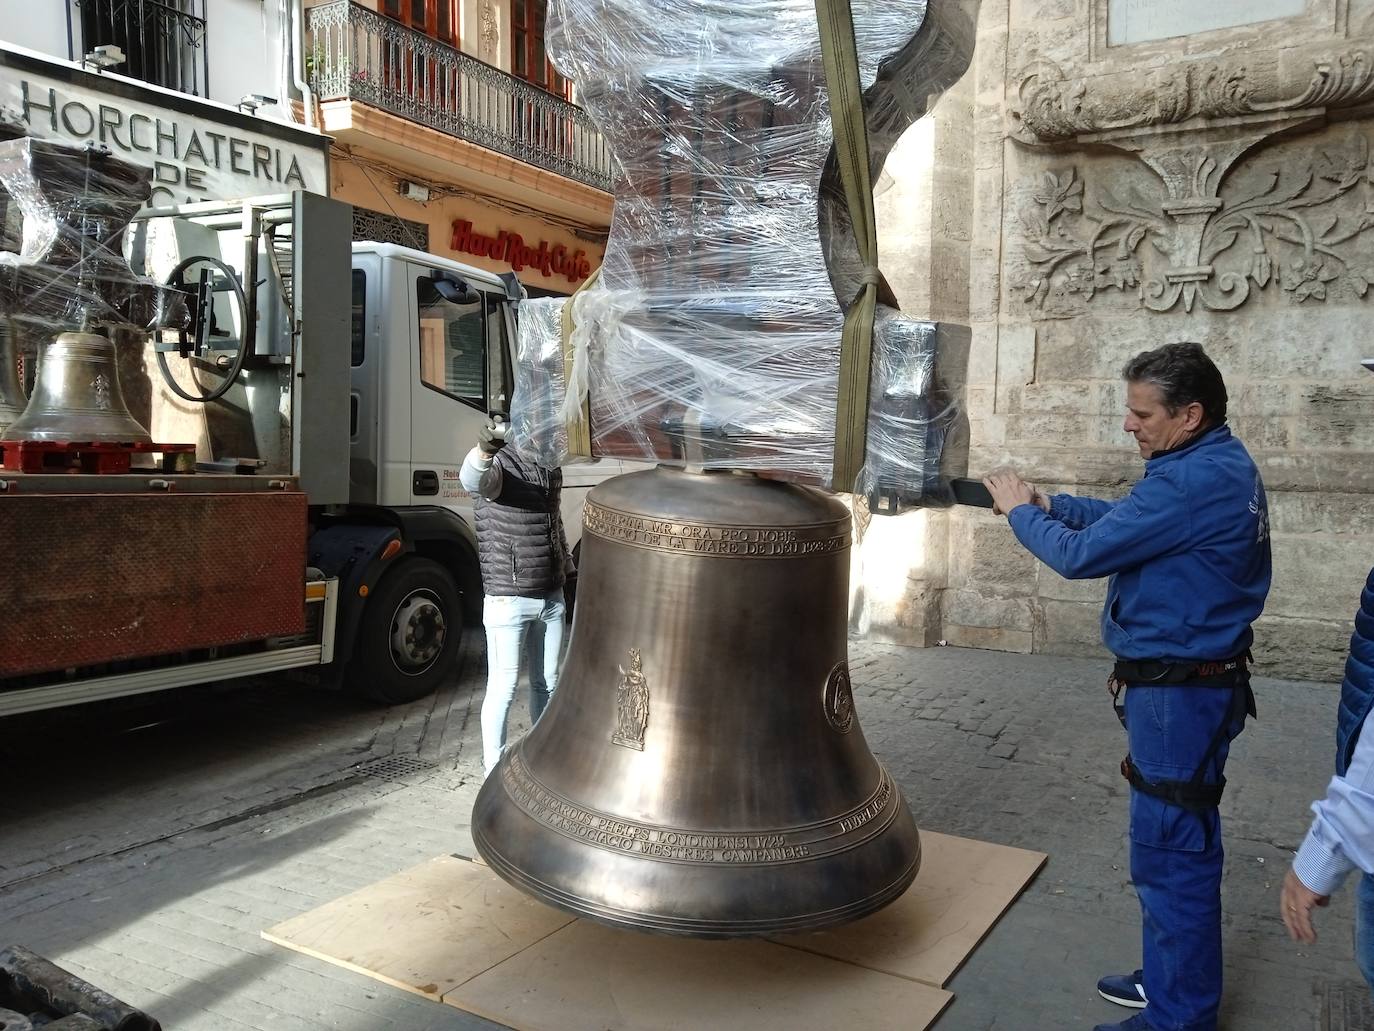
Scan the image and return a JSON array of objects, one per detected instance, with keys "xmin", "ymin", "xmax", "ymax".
[
  {"xmin": 558, "ymin": 265, "xmax": 599, "ymax": 458},
  {"xmin": 815, "ymin": 0, "xmax": 878, "ymax": 492}
]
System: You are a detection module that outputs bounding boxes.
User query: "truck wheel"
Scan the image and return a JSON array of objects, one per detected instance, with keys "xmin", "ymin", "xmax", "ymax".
[{"xmin": 348, "ymin": 557, "xmax": 462, "ymax": 704}]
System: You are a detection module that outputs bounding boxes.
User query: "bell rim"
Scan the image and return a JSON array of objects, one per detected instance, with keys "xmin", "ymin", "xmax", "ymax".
[
  {"xmin": 473, "ymin": 821, "xmax": 922, "ymax": 939},
  {"xmin": 471, "ymin": 754, "xmax": 923, "ymax": 939}
]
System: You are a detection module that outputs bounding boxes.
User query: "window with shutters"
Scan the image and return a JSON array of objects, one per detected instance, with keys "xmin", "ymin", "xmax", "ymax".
[
  {"xmin": 77, "ymin": 0, "xmax": 209, "ymax": 97},
  {"xmin": 511, "ymin": 0, "xmax": 571, "ymax": 99},
  {"xmin": 381, "ymin": 0, "xmax": 459, "ymax": 47}
]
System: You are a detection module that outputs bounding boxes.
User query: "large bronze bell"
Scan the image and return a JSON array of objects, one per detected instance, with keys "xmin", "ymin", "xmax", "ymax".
[
  {"xmin": 5, "ymin": 332, "xmax": 152, "ymax": 443},
  {"xmin": 472, "ymin": 466, "xmax": 920, "ymax": 937}
]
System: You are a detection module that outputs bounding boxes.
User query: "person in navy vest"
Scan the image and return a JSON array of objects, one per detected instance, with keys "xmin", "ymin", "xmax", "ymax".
[
  {"xmin": 984, "ymin": 342, "xmax": 1272, "ymax": 1031},
  {"xmin": 460, "ymin": 417, "xmax": 574, "ymax": 777},
  {"xmin": 1281, "ymin": 565, "xmax": 1374, "ymax": 990}
]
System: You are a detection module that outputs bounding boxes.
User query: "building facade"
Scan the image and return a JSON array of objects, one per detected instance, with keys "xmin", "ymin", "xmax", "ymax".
[
  {"xmin": 9, "ymin": 1, "xmax": 1353, "ymax": 680},
  {"xmin": 0, "ymin": 1, "xmax": 609, "ymax": 291},
  {"xmin": 863, "ymin": 0, "xmax": 1374, "ymax": 679},
  {"xmin": 0, "ymin": 0, "xmax": 294, "ymax": 111},
  {"xmin": 0, "ymin": 0, "xmax": 328, "ymax": 202},
  {"xmin": 303, "ymin": 0, "xmax": 612, "ymax": 296}
]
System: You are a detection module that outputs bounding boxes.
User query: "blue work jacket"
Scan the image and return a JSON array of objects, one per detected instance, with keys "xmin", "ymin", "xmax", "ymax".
[{"xmin": 1007, "ymin": 423, "xmax": 1272, "ymax": 662}]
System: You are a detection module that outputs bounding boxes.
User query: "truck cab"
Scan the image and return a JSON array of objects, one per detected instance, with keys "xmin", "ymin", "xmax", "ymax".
[{"xmin": 347, "ymin": 242, "xmax": 626, "ymax": 546}]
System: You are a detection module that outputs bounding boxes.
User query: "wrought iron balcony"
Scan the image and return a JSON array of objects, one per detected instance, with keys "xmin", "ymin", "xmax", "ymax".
[
  {"xmin": 305, "ymin": 0, "xmax": 612, "ymax": 193},
  {"xmin": 75, "ymin": 0, "xmax": 209, "ymax": 97}
]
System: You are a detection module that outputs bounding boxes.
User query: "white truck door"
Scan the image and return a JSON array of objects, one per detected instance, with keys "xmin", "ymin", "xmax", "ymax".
[
  {"xmin": 348, "ymin": 254, "xmax": 384, "ymax": 504},
  {"xmin": 407, "ymin": 261, "xmax": 491, "ymax": 508}
]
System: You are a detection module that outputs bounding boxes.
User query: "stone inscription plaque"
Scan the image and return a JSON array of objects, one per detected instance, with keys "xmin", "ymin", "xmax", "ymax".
[{"xmin": 1107, "ymin": 0, "xmax": 1306, "ymax": 45}]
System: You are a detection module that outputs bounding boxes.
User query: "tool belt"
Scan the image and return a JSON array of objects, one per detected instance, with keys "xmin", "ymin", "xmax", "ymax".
[
  {"xmin": 1111, "ymin": 654, "xmax": 1251, "ymax": 687},
  {"xmin": 1110, "ymin": 653, "xmax": 1255, "ymax": 829}
]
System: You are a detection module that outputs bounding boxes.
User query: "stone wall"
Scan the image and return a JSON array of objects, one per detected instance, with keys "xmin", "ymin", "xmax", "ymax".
[{"xmin": 863, "ymin": 0, "xmax": 1374, "ymax": 680}]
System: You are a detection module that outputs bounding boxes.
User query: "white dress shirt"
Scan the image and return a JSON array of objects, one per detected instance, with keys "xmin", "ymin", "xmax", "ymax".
[{"xmin": 1294, "ymin": 708, "xmax": 1374, "ymax": 895}]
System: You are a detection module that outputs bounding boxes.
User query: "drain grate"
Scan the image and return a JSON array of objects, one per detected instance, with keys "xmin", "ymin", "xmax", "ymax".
[
  {"xmin": 355, "ymin": 754, "xmax": 438, "ymax": 781},
  {"xmin": 1321, "ymin": 980, "xmax": 1374, "ymax": 1031}
]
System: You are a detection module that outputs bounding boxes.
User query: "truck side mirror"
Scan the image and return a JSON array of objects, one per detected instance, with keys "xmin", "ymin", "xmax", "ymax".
[{"xmin": 429, "ymin": 268, "xmax": 479, "ymax": 305}]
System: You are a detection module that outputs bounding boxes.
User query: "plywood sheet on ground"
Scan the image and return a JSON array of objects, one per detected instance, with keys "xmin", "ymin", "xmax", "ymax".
[
  {"xmin": 446, "ymin": 919, "xmax": 952, "ymax": 1031},
  {"xmin": 772, "ymin": 830, "xmax": 1047, "ymax": 986},
  {"xmin": 263, "ymin": 832, "xmax": 1045, "ymax": 1029},
  {"xmin": 262, "ymin": 855, "xmax": 573, "ymax": 999}
]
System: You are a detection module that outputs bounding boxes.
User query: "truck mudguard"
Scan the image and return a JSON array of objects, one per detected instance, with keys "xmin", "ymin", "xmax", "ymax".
[
  {"xmin": 310, "ymin": 506, "xmax": 482, "ymax": 669},
  {"xmin": 385, "ymin": 506, "xmax": 482, "ymax": 619}
]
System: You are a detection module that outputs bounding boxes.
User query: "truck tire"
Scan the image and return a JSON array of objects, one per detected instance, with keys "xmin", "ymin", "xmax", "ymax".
[{"xmin": 348, "ymin": 557, "xmax": 462, "ymax": 704}]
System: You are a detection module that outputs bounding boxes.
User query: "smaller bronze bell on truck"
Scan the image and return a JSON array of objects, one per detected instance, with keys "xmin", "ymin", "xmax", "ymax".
[{"xmin": 5, "ymin": 331, "xmax": 152, "ymax": 443}]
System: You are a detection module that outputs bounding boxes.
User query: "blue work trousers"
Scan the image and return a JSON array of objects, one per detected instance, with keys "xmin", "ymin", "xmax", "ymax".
[{"xmin": 1123, "ymin": 683, "xmax": 1246, "ymax": 1031}]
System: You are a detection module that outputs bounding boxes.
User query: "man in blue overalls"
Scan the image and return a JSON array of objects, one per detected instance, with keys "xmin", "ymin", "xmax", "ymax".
[{"xmin": 984, "ymin": 342, "xmax": 1272, "ymax": 1031}]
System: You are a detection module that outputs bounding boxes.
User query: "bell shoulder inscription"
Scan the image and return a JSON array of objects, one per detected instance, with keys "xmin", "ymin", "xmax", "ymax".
[{"xmin": 582, "ymin": 500, "xmax": 850, "ymax": 558}]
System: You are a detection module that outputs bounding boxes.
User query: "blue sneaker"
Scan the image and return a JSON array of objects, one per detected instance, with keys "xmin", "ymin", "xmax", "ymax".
[
  {"xmin": 1092, "ymin": 1014, "xmax": 1152, "ymax": 1031},
  {"xmin": 1096, "ymin": 970, "xmax": 1147, "ymax": 1008}
]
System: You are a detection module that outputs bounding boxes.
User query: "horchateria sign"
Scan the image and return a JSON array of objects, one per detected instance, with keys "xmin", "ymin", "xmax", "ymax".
[{"xmin": 0, "ymin": 45, "xmax": 328, "ymax": 206}]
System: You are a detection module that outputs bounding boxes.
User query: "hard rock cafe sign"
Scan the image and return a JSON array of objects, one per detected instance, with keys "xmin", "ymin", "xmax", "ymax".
[{"xmin": 450, "ymin": 218, "xmax": 594, "ymax": 285}]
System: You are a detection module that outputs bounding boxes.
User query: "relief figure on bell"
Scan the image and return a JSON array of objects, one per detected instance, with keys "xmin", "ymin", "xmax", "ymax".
[{"xmin": 612, "ymin": 647, "xmax": 650, "ymax": 750}]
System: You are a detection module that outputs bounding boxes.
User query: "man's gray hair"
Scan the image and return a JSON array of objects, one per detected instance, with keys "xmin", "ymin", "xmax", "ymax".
[{"xmin": 1121, "ymin": 342, "xmax": 1228, "ymax": 423}]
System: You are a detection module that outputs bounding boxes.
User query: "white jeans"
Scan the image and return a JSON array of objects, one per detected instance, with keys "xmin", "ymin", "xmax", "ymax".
[{"xmin": 481, "ymin": 588, "xmax": 565, "ymax": 775}]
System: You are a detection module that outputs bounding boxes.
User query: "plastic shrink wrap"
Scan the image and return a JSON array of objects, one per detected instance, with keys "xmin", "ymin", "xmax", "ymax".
[
  {"xmin": 509, "ymin": 0, "xmax": 975, "ymax": 504},
  {"xmin": 856, "ymin": 313, "xmax": 967, "ymax": 511},
  {"xmin": 0, "ymin": 138, "xmax": 185, "ymax": 335},
  {"xmin": 510, "ymin": 296, "xmax": 571, "ymax": 470},
  {"xmin": 0, "ymin": 139, "xmax": 191, "ymax": 438}
]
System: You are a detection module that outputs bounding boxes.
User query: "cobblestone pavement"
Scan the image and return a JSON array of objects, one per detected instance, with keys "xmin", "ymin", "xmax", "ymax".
[{"xmin": 0, "ymin": 638, "xmax": 1361, "ymax": 1030}]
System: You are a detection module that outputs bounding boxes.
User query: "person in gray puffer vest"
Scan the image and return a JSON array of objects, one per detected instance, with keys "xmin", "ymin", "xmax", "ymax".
[{"xmin": 460, "ymin": 417, "xmax": 573, "ymax": 776}]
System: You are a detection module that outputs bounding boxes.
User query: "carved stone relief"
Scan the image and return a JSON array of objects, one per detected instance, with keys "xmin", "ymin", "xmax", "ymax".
[
  {"xmin": 1010, "ymin": 48, "xmax": 1374, "ymax": 314},
  {"xmin": 480, "ymin": 0, "xmax": 498, "ymax": 61},
  {"xmin": 1018, "ymin": 138, "xmax": 1374, "ymax": 313},
  {"xmin": 1012, "ymin": 50, "xmax": 1374, "ymax": 145}
]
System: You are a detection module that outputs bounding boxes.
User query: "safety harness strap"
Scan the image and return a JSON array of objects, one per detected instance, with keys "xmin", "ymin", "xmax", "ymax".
[
  {"xmin": 1113, "ymin": 657, "xmax": 1255, "ymax": 847},
  {"xmin": 1119, "ymin": 758, "xmax": 1227, "ymax": 813}
]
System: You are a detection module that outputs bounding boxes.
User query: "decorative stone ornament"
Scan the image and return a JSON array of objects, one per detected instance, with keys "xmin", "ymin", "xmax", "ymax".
[{"xmin": 1010, "ymin": 41, "xmax": 1374, "ymax": 314}]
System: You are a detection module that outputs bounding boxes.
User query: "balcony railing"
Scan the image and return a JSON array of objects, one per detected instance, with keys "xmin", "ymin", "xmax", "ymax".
[
  {"xmin": 306, "ymin": 0, "xmax": 612, "ymax": 193},
  {"xmin": 75, "ymin": 0, "xmax": 209, "ymax": 98}
]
